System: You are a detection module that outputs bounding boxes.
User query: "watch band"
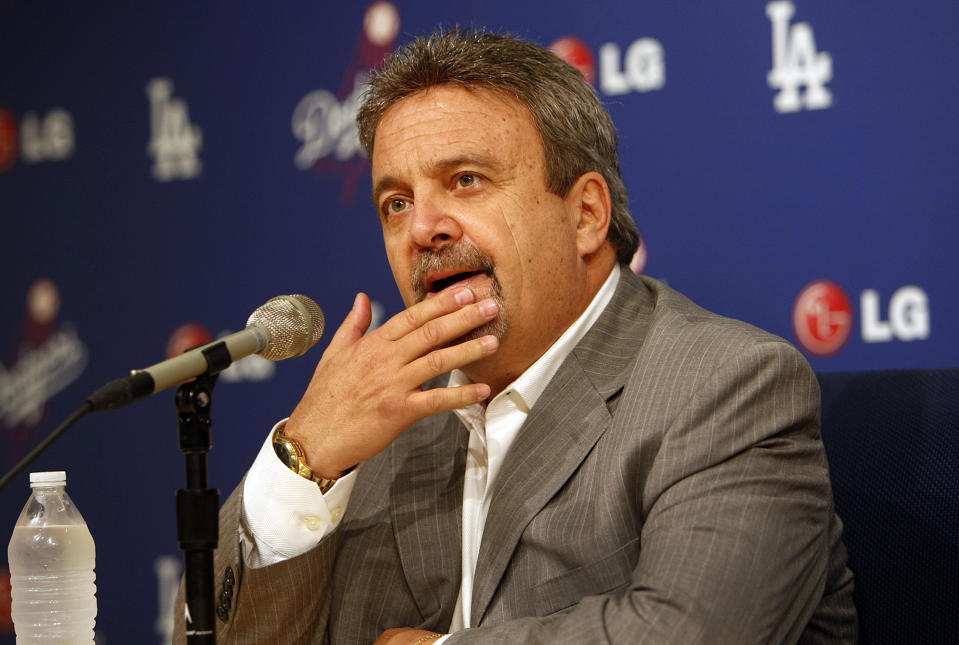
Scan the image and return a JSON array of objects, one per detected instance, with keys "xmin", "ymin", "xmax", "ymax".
[{"xmin": 272, "ymin": 427, "xmax": 343, "ymax": 494}]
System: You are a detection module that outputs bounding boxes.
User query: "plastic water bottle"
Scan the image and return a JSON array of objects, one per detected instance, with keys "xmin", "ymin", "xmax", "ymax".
[{"xmin": 7, "ymin": 471, "xmax": 97, "ymax": 644}]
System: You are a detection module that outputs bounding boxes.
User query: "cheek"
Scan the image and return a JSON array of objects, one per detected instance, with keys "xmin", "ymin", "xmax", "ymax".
[
  {"xmin": 497, "ymin": 192, "xmax": 544, "ymax": 249},
  {"xmin": 383, "ymin": 245, "xmax": 413, "ymax": 298},
  {"xmin": 502, "ymin": 198, "xmax": 573, "ymax": 263}
]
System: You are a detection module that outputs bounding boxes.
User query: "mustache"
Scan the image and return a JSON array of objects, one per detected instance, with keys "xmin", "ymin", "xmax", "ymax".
[{"xmin": 410, "ymin": 243, "xmax": 496, "ymax": 301}]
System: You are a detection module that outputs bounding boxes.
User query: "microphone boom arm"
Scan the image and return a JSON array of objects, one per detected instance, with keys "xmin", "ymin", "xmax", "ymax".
[{"xmin": 86, "ymin": 326, "xmax": 268, "ymax": 412}]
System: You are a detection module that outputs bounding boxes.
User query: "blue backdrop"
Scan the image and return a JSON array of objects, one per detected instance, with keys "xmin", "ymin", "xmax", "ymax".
[{"xmin": 1, "ymin": 1, "xmax": 956, "ymax": 642}]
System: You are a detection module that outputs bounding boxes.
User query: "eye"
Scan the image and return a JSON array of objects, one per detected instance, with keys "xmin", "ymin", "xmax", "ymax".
[
  {"xmin": 385, "ymin": 198, "xmax": 409, "ymax": 216},
  {"xmin": 457, "ymin": 173, "xmax": 477, "ymax": 188}
]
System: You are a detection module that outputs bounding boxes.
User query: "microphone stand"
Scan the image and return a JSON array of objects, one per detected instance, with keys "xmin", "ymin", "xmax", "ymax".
[
  {"xmin": 0, "ymin": 356, "xmax": 227, "ymax": 643},
  {"xmin": 0, "ymin": 295, "xmax": 322, "ymax": 639},
  {"xmin": 175, "ymin": 371, "xmax": 220, "ymax": 644}
]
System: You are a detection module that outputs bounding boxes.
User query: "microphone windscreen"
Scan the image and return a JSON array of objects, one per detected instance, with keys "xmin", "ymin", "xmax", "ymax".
[{"xmin": 247, "ymin": 295, "xmax": 325, "ymax": 361}]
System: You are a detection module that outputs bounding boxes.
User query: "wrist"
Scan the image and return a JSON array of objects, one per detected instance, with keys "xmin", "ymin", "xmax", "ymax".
[
  {"xmin": 281, "ymin": 419, "xmax": 355, "ymax": 479},
  {"xmin": 272, "ymin": 426, "xmax": 355, "ymax": 493}
]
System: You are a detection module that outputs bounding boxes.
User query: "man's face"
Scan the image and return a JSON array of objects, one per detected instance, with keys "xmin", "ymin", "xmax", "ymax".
[{"xmin": 371, "ymin": 85, "xmax": 590, "ymax": 382}]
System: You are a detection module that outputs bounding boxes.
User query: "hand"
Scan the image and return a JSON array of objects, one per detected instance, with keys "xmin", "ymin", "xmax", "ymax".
[
  {"xmin": 284, "ymin": 288, "xmax": 500, "ymax": 478},
  {"xmin": 374, "ymin": 628, "xmax": 445, "ymax": 645}
]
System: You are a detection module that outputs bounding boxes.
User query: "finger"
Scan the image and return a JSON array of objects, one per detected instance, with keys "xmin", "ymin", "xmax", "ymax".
[
  {"xmin": 377, "ymin": 287, "xmax": 475, "ymax": 341},
  {"xmin": 398, "ymin": 297, "xmax": 499, "ymax": 360},
  {"xmin": 403, "ymin": 334, "xmax": 499, "ymax": 385},
  {"xmin": 406, "ymin": 380, "xmax": 492, "ymax": 417},
  {"xmin": 326, "ymin": 293, "xmax": 372, "ymax": 351}
]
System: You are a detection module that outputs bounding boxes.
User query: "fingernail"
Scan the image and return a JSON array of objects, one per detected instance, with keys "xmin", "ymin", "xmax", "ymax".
[
  {"xmin": 480, "ymin": 335, "xmax": 498, "ymax": 353},
  {"xmin": 353, "ymin": 293, "xmax": 363, "ymax": 311},
  {"xmin": 454, "ymin": 288, "xmax": 474, "ymax": 306},
  {"xmin": 478, "ymin": 299, "xmax": 498, "ymax": 317}
]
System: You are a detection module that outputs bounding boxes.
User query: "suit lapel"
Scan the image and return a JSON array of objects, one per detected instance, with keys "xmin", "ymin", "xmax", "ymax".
[
  {"xmin": 470, "ymin": 269, "xmax": 655, "ymax": 626},
  {"xmin": 390, "ymin": 412, "xmax": 468, "ymax": 629}
]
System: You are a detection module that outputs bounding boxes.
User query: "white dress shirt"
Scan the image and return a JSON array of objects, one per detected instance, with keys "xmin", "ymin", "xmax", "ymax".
[{"xmin": 240, "ymin": 264, "xmax": 620, "ymax": 639}]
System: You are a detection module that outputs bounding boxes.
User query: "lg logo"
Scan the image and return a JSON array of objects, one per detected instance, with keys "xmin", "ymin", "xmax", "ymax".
[
  {"xmin": 597, "ymin": 38, "xmax": 665, "ymax": 95},
  {"xmin": 793, "ymin": 281, "xmax": 930, "ymax": 357},
  {"xmin": 793, "ymin": 280, "xmax": 852, "ymax": 357},
  {"xmin": 0, "ymin": 107, "xmax": 75, "ymax": 173},
  {"xmin": 549, "ymin": 35, "xmax": 665, "ymax": 97},
  {"xmin": 860, "ymin": 287, "xmax": 930, "ymax": 343}
]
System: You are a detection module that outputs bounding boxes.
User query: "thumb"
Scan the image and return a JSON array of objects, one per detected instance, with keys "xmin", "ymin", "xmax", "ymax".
[{"xmin": 327, "ymin": 293, "xmax": 372, "ymax": 350}]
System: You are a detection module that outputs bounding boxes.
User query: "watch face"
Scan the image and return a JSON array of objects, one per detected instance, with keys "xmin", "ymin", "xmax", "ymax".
[
  {"xmin": 273, "ymin": 431, "xmax": 315, "ymax": 481},
  {"xmin": 273, "ymin": 437, "xmax": 297, "ymax": 468}
]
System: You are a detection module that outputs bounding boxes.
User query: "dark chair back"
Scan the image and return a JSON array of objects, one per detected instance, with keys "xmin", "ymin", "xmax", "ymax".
[{"xmin": 818, "ymin": 369, "xmax": 959, "ymax": 644}]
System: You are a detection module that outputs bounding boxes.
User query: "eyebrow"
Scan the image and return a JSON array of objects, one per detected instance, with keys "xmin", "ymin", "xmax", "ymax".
[{"xmin": 371, "ymin": 153, "xmax": 507, "ymax": 205}]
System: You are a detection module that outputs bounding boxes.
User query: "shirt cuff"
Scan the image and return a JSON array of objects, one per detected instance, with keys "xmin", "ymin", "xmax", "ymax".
[{"xmin": 240, "ymin": 419, "xmax": 357, "ymax": 568}]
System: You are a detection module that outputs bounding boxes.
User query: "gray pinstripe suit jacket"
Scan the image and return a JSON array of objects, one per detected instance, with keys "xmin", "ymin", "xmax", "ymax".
[{"xmin": 180, "ymin": 268, "xmax": 857, "ymax": 644}]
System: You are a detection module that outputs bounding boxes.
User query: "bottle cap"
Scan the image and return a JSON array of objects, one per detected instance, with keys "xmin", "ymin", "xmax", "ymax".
[{"xmin": 29, "ymin": 471, "xmax": 67, "ymax": 487}]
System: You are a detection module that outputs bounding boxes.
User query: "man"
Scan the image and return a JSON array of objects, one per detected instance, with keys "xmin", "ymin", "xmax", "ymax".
[{"xmin": 177, "ymin": 29, "xmax": 856, "ymax": 644}]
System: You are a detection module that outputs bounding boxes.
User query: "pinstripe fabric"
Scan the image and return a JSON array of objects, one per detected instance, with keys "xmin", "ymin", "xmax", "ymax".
[{"xmin": 178, "ymin": 269, "xmax": 856, "ymax": 644}]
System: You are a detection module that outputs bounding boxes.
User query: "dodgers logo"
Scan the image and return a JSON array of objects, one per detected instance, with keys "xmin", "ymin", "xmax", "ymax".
[
  {"xmin": 291, "ymin": 2, "xmax": 400, "ymax": 204},
  {"xmin": 766, "ymin": 1, "xmax": 833, "ymax": 113},
  {"xmin": 146, "ymin": 77, "xmax": 203, "ymax": 182},
  {"xmin": 0, "ymin": 279, "xmax": 88, "ymax": 464}
]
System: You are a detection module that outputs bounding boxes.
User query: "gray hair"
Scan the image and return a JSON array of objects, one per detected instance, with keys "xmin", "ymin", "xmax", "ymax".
[{"xmin": 356, "ymin": 28, "xmax": 640, "ymax": 264}]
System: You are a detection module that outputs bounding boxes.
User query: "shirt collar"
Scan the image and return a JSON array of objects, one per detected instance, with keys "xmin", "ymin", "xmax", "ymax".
[{"xmin": 450, "ymin": 263, "xmax": 620, "ymax": 426}]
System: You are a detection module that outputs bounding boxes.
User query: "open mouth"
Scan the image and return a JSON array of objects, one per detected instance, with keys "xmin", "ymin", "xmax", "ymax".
[{"xmin": 428, "ymin": 270, "xmax": 485, "ymax": 294}]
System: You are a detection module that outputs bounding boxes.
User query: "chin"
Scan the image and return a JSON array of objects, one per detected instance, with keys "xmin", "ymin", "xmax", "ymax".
[{"xmin": 456, "ymin": 315, "xmax": 507, "ymax": 345}]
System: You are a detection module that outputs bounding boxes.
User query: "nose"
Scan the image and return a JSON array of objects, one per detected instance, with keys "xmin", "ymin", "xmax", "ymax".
[{"xmin": 408, "ymin": 193, "xmax": 463, "ymax": 250}]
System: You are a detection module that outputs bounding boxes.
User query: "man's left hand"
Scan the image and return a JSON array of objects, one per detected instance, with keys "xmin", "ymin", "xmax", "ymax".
[{"xmin": 374, "ymin": 627, "xmax": 445, "ymax": 644}]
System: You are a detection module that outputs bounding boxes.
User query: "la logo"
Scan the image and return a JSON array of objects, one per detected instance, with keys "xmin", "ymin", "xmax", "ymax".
[
  {"xmin": 766, "ymin": 1, "xmax": 833, "ymax": 113},
  {"xmin": 146, "ymin": 77, "xmax": 202, "ymax": 182}
]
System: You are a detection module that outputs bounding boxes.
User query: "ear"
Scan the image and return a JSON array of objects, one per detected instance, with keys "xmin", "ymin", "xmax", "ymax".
[{"xmin": 567, "ymin": 171, "xmax": 612, "ymax": 257}]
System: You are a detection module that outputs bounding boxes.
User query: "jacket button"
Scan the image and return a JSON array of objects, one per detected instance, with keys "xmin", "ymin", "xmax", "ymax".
[{"xmin": 216, "ymin": 566, "xmax": 235, "ymax": 622}]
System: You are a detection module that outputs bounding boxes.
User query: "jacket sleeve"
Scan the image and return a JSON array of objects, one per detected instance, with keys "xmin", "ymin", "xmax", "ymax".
[{"xmin": 173, "ymin": 479, "xmax": 340, "ymax": 645}]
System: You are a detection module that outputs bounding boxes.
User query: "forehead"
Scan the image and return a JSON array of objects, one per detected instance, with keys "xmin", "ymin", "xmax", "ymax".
[{"xmin": 370, "ymin": 85, "xmax": 543, "ymax": 179}]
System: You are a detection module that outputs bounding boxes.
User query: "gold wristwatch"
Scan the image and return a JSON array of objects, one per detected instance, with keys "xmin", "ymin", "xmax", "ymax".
[{"xmin": 272, "ymin": 427, "xmax": 341, "ymax": 494}]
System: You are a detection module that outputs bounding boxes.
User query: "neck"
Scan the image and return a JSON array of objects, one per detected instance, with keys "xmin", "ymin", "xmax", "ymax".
[{"xmin": 465, "ymin": 256, "xmax": 617, "ymax": 398}]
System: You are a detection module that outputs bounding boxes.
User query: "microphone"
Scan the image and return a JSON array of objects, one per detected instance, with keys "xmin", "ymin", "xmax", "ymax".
[{"xmin": 86, "ymin": 295, "xmax": 324, "ymax": 411}]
